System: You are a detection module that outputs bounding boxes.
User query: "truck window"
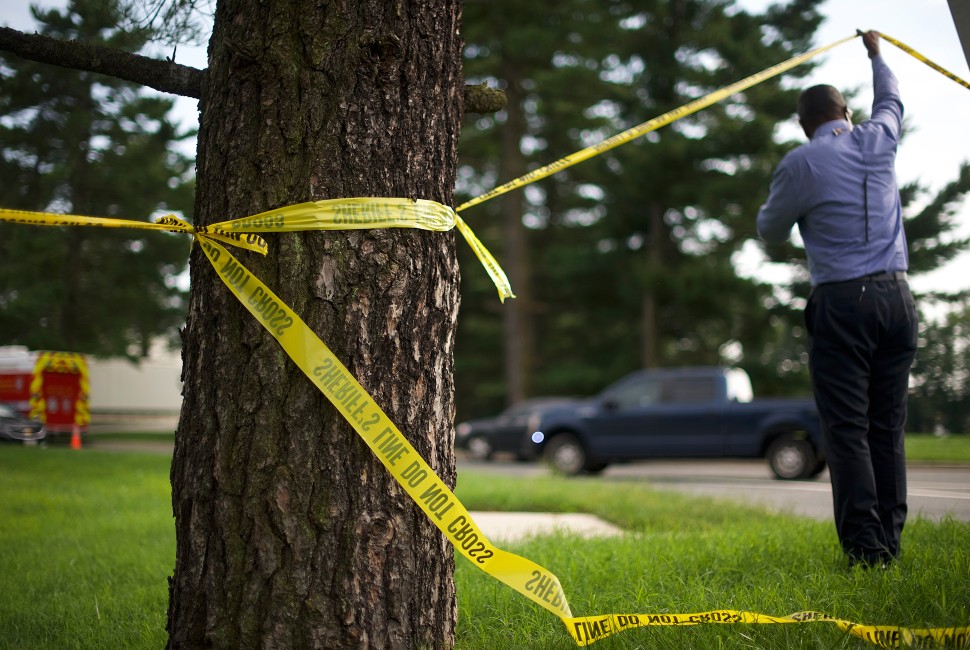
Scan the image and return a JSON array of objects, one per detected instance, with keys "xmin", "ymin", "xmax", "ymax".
[
  {"xmin": 606, "ymin": 377, "xmax": 662, "ymax": 409},
  {"xmin": 661, "ymin": 377, "xmax": 715, "ymax": 404}
]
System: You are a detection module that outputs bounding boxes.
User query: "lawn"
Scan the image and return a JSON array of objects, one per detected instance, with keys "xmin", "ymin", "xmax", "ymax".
[
  {"xmin": 454, "ymin": 472, "xmax": 970, "ymax": 649},
  {"xmin": 1, "ymin": 444, "xmax": 968, "ymax": 649},
  {"xmin": 0, "ymin": 447, "xmax": 173, "ymax": 649},
  {"xmin": 906, "ymin": 433, "xmax": 970, "ymax": 462}
]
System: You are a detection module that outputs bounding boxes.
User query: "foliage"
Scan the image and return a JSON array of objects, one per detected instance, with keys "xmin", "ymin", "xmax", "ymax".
[
  {"xmin": 115, "ymin": 0, "xmax": 215, "ymax": 48},
  {"xmin": 905, "ymin": 163, "xmax": 970, "ymax": 274},
  {"xmin": 909, "ymin": 295, "xmax": 970, "ymax": 434},
  {"xmin": 0, "ymin": 0, "xmax": 194, "ymax": 358},
  {"xmin": 456, "ymin": 0, "xmax": 828, "ymax": 418}
]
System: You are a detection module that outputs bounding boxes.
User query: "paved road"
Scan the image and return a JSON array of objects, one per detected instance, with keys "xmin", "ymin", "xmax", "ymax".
[
  {"xmin": 457, "ymin": 455, "xmax": 970, "ymax": 522},
  {"xmin": 82, "ymin": 440, "xmax": 970, "ymax": 523}
]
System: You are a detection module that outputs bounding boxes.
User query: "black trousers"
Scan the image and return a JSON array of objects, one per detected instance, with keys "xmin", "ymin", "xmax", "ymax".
[{"xmin": 805, "ymin": 276, "xmax": 918, "ymax": 563}]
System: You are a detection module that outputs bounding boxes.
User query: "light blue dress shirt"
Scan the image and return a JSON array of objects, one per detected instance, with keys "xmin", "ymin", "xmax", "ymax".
[{"xmin": 756, "ymin": 55, "xmax": 908, "ymax": 285}]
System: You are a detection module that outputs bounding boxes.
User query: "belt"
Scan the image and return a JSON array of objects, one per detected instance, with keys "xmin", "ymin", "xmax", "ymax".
[
  {"xmin": 817, "ymin": 271, "xmax": 907, "ymax": 287},
  {"xmin": 855, "ymin": 271, "xmax": 907, "ymax": 282}
]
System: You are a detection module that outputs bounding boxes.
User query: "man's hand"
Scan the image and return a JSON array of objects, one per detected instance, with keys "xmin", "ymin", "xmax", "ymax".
[{"xmin": 859, "ymin": 29, "xmax": 881, "ymax": 59}]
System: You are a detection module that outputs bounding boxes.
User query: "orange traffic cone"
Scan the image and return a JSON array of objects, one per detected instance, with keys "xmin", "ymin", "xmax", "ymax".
[{"xmin": 70, "ymin": 425, "xmax": 82, "ymax": 450}]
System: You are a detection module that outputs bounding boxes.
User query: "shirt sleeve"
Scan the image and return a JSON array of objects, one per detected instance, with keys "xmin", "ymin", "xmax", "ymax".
[
  {"xmin": 870, "ymin": 54, "xmax": 903, "ymax": 141},
  {"xmin": 757, "ymin": 154, "xmax": 804, "ymax": 244}
]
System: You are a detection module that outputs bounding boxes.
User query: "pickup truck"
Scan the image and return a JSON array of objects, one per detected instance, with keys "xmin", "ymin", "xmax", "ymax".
[{"xmin": 529, "ymin": 367, "xmax": 825, "ymax": 480}]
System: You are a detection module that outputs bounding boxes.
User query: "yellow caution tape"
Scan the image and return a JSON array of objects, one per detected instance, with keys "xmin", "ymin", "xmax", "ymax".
[
  {"xmin": 156, "ymin": 214, "xmax": 269, "ymax": 255},
  {"xmin": 0, "ymin": 202, "xmax": 513, "ymax": 300},
  {"xmin": 0, "ymin": 208, "xmax": 268, "ymax": 255},
  {"xmin": 205, "ymin": 197, "xmax": 514, "ymax": 301},
  {"xmin": 565, "ymin": 609, "xmax": 970, "ymax": 647},
  {"xmin": 208, "ymin": 197, "xmax": 458, "ymax": 232},
  {"xmin": 454, "ymin": 215, "xmax": 516, "ymax": 299},
  {"xmin": 456, "ymin": 33, "xmax": 859, "ymax": 213},
  {"xmin": 882, "ymin": 32, "xmax": 970, "ymax": 91}
]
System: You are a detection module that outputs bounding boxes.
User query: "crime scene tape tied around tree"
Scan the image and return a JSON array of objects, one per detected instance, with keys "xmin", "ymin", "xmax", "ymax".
[
  {"xmin": 0, "ymin": 198, "xmax": 514, "ymax": 301},
  {"xmin": 2, "ymin": 30, "xmax": 969, "ymax": 648}
]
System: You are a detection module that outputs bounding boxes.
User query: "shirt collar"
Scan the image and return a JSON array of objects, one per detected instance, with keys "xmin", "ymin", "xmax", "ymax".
[{"xmin": 812, "ymin": 119, "xmax": 852, "ymax": 140}]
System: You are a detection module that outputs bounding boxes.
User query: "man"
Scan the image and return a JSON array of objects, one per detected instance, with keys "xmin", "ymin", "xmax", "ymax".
[{"xmin": 757, "ymin": 31, "xmax": 918, "ymax": 568}]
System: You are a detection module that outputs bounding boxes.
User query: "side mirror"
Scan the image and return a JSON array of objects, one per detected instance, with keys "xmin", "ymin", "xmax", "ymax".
[{"xmin": 602, "ymin": 398, "xmax": 620, "ymax": 412}]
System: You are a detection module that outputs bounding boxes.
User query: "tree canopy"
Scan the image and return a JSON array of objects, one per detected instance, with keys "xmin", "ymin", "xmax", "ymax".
[
  {"xmin": 456, "ymin": 0, "xmax": 827, "ymax": 416},
  {"xmin": 0, "ymin": 0, "xmax": 194, "ymax": 358}
]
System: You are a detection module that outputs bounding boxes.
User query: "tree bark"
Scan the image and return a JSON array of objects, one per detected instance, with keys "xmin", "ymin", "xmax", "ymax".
[
  {"xmin": 0, "ymin": 25, "xmax": 205, "ymax": 98},
  {"xmin": 168, "ymin": 1, "xmax": 462, "ymax": 647}
]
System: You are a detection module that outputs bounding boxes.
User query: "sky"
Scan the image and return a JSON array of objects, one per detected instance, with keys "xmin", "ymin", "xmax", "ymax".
[{"xmin": 2, "ymin": 0, "xmax": 969, "ymax": 299}]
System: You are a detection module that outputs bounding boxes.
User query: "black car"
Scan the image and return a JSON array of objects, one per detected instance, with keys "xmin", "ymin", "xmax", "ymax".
[
  {"xmin": 456, "ymin": 397, "xmax": 577, "ymax": 461},
  {"xmin": 0, "ymin": 403, "xmax": 46, "ymax": 445}
]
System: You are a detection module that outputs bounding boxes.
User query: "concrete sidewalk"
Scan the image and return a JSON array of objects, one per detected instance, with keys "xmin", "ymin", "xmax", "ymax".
[{"xmin": 469, "ymin": 511, "xmax": 624, "ymax": 542}]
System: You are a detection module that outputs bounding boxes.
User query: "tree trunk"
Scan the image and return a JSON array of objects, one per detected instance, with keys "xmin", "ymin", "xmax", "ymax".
[
  {"xmin": 498, "ymin": 61, "xmax": 533, "ymax": 406},
  {"xmin": 641, "ymin": 202, "xmax": 665, "ymax": 369},
  {"xmin": 168, "ymin": 1, "xmax": 462, "ymax": 648}
]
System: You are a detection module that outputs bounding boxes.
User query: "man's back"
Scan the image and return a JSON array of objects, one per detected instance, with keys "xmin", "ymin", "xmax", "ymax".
[{"xmin": 757, "ymin": 54, "xmax": 907, "ymax": 284}]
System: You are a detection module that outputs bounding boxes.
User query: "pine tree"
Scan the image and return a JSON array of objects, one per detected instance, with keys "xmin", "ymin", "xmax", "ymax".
[
  {"xmin": 0, "ymin": 0, "xmax": 194, "ymax": 357},
  {"xmin": 457, "ymin": 0, "xmax": 826, "ymax": 413}
]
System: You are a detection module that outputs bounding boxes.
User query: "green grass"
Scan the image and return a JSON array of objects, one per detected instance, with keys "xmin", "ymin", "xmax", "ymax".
[
  {"xmin": 906, "ymin": 433, "xmax": 970, "ymax": 462},
  {"xmin": 0, "ymin": 447, "xmax": 173, "ymax": 649},
  {"xmin": 1, "ymin": 445, "xmax": 968, "ymax": 649},
  {"xmin": 453, "ymin": 471, "xmax": 970, "ymax": 648},
  {"xmin": 84, "ymin": 431, "xmax": 176, "ymax": 443}
]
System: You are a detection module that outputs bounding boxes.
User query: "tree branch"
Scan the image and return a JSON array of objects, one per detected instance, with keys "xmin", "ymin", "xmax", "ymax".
[
  {"xmin": 0, "ymin": 26, "xmax": 507, "ymax": 113},
  {"xmin": 0, "ymin": 26, "xmax": 204, "ymax": 99}
]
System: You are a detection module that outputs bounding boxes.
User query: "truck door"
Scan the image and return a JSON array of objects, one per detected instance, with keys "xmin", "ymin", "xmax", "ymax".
[
  {"xmin": 590, "ymin": 375, "xmax": 725, "ymax": 457},
  {"xmin": 41, "ymin": 370, "xmax": 81, "ymax": 432}
]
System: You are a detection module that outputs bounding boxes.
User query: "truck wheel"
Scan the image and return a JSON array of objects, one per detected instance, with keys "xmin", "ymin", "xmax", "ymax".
[
  {"xmin": 466, "ymin": 435, "xmax": 494, "ymax": 461},
  {"xmin": 767, "ymin": 435, "xmax": 816, "ymax": 480},
  {"xmin": 545, "ymin": 434, "xmax": 588, "ymax": 476}
]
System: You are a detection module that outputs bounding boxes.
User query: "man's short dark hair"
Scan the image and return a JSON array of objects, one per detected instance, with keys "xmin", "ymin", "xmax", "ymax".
[{"xmin": 797, "ymin": 84, "xmax": 848, "ymax": 124}]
